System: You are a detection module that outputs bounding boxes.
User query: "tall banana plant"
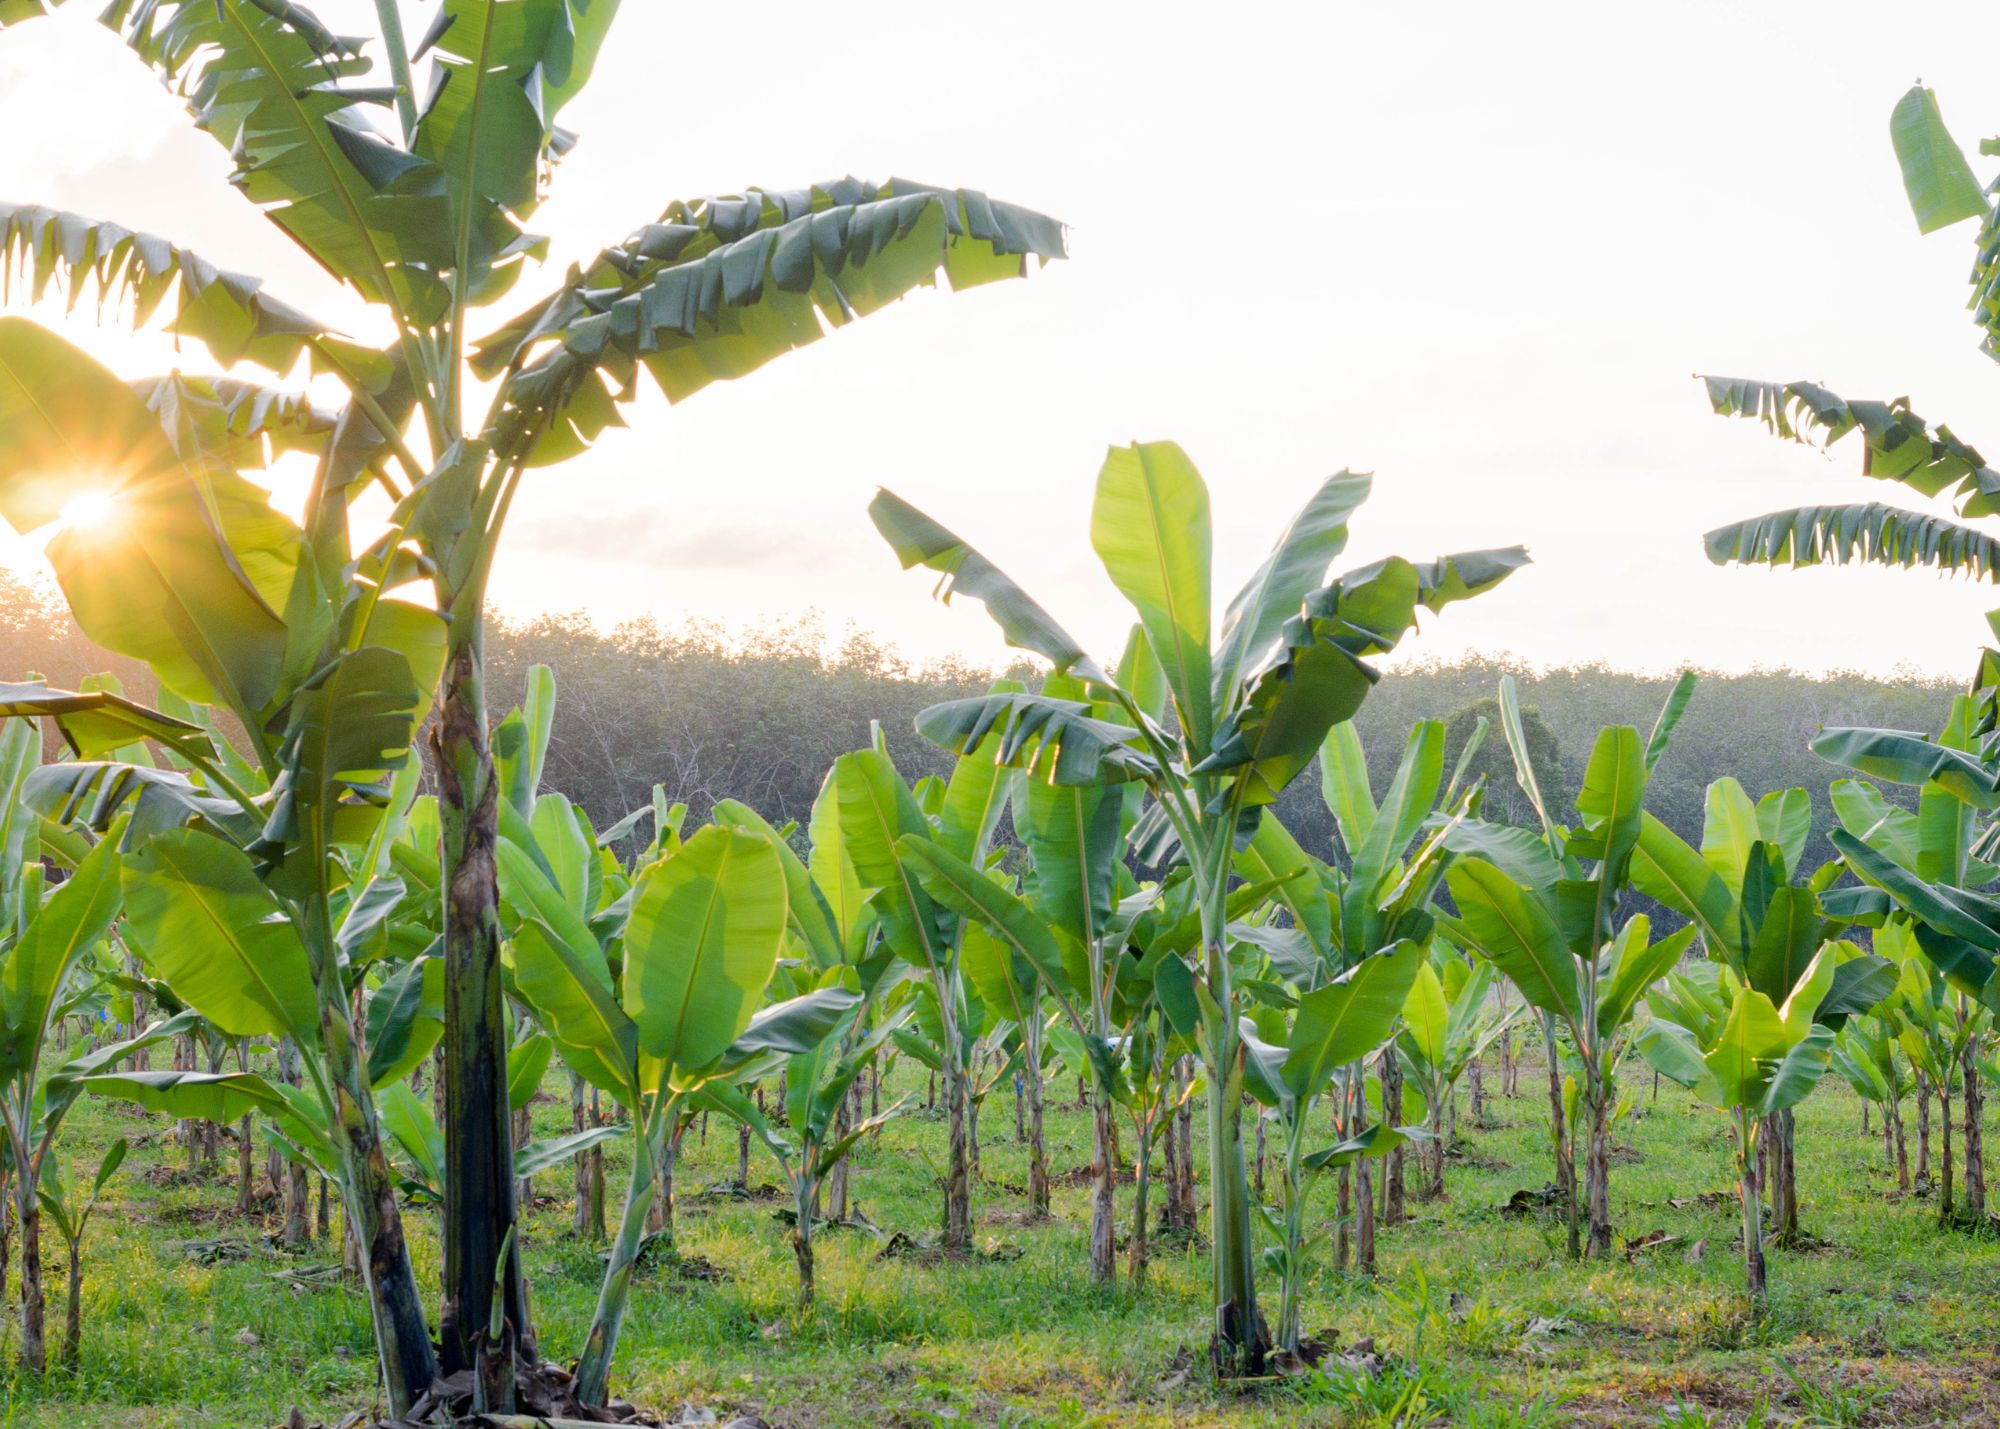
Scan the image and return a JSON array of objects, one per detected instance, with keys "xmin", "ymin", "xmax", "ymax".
[
  {"xmin": 1699, "ymin": 87, "xmax": 2000, "ymax": 650},
  {"xmin": 1442, "ymin": 679, "xmax": 1700, "ymax": 1258},
  {"xmin": 871, "ymin": 440, "xmax": 1525, "ymax": 1374},
  {"xmin": 0, "ymin": 1, "xmax": 1067, "ymax": 1387},
  {"xmin": 0, "ymin": 311, "xmax": 449, "ymax": 1412}
]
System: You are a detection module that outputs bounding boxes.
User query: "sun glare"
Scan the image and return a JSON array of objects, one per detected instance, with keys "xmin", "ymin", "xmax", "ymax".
[{"xmin": 58, "ymin": 489, "xmax": 120, "ymax": 533}]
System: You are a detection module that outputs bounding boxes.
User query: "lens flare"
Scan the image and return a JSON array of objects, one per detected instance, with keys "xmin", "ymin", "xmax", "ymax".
[{"xmin": 58, "ymin": 489, "xmax": 119, "ymax": 532}]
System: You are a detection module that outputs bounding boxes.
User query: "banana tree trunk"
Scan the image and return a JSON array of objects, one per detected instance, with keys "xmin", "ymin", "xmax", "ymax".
[
  {"xmin": 1916, "ymin": 1070, "xmax": 1933, "ymax": 1185},
  {"xmin": 570, "ymin": 1072, "xmax": 594, "ymax": 1238},
  {"xmin": 1585, "ymin": 1074, "xmax": 1612, "ymax": 1258},
  {"xmin": 1089, "ymin": 1085, "xmax": 1116, "ymax": 1283},
  {"xmin": 13, "ymin": 1166, "xmax": 42, "ymax": 1376},
  {"xmin": 1173, "ymin": 1061, "xmax": 1197, "ymax": 1235},
  {"xmin": 1380, "ymin": 1049, "xmax": 1405, "ymax": 1226},
  {"xmin": 1543, "ymin": 1013, "xmax": 1578, "ymax": 1258},
  {"xmin": 433, "ymin": 638, "xmax": 529, "ymax": 1378},
  {"xmin": 1887, "ymin": 1080, "xmax": 1910, "ymax": 1192},
  {"xmin": 1026, "ymin": 1017, "xmax": 1049, "ymax": 1220},
  {"xmin": 1128, "ymin": 1114, "xmax": 1153, "ymax": 1286},
  {"xmin": 827, "ymin": 1090, "xmax": 851, "ymax": 1223},
  {"xmin": 1203, "ymin": 932, "xmax": 1265, "ymax": 1378},
  {"xmin": 1962, "ymin": 1039, "xmax": 1985, "ymax": 1224},
  {"xmin": 1941, "ymin": 1083, "xmax": 1956, "ymax": 1225},
  {"xmin": 1769, "ymin": 1109, "xmax": 1798, "ymax": 1245},
  {"xmin": 1736, "ymin": 1110, "xmax": 1766, "ymax": 1309},
  {"xmin": 792, "ymin": 1172, "xmax": 817, "ymax": 1311}
]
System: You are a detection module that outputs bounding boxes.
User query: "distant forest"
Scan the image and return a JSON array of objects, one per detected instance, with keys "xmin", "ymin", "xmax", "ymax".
[{"xmin": 0, "ymin": 572, "xmax": 1960, "ymax": 886}]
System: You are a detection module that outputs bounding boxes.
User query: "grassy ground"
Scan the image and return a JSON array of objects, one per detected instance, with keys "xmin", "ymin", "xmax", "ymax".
[{"xmin": 1, "ymin": 1049, "xmax": 1996, "ymax": 1429}]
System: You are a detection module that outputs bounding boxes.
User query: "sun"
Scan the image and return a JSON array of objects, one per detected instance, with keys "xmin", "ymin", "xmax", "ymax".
[{"xmin": 58, "ymin": 489, "xmax": 120, "ymax": 532}]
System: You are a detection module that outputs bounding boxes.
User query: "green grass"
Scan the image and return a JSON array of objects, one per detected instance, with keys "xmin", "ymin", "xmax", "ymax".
[{"xmin": 1, "ymin": 1052, "xmax": 1996, "ymax": 1427}]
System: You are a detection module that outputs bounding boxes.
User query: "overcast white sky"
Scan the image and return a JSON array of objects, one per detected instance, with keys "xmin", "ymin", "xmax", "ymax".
[{"xmin": 4, "ymin": 1, "xmax": 2000, "ymax": 679}]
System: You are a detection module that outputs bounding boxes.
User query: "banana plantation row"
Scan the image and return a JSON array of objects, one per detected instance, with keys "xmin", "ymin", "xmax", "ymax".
[
  {"xmin": 1, "ymin": 2, "xmax": 1999, "ymax": 1422},
  {"xmin": 0, "ymin": 438, "xmax": 1994, "ymax": 1415}
]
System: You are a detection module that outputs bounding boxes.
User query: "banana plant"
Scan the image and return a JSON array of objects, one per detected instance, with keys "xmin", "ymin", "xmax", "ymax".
[
  {"xmin": 36, "ymin": 1137, "xmax": 127, "ymax": 1372},
  {"xmin": 1442, "ymin": 679, "xmax": 1701, "ymax": 1259},
  {"xmin": 1229, "ymin": 941, "xmax": 1421, "ymax": 1354},
  {"xmin": 1813, "ymin": 697, "xmax": 2000, "ymax": 1227},
  {"xmin": 705, "ymin": 985, "xmax": 911, "ymax": 1310},
  {"xmin": 1831, "ymin": 1011, "xmax": 1914, "ymax": 1192},
  {"xmin": 873, "ymin": 441, "xmax": 1525, "ymax": 1372},
  {"xmin": 0, "ymin": 293, "xmax": 449, "ymax": 1403},
  {"xmin": 1699, "ymin": 87, "xmax": 2000, "ymax": 650},
  {"xmin": 1640, "ymin": 949, "xmax": 1844, "ymax": 1306},
  {"xmin": 1878, "ymin": 924, "xmax": 1981, "ymax": 1223},
  {"xmin": 0, "ymin": 784, "xmax": 119, "ymax": 1373},
  {"xmin": 1396, "ymin": 950, "xmax": 1520, "ymax": 1200},
  {"xmin": 0, "ymin": 0, "xmax": 1070, "ymax": 1388},
  {"xmin": 1301, "ymin": 718, "xmax": 1488, "ymax": 1243},
  {"xmin": 505, "ymin": 819, "xmax": 856, "ymax": 1405},
  {"xmin": 899, "ymin": 667, "xmax": 1159, "ymax": 1282},
  {"xmin": 811, "ymin": 716, "xmax": 1023, "ymax": 1256}
]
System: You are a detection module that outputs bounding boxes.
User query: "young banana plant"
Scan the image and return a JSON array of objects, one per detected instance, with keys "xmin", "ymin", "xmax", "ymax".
[
  {"xmin": 1442, "ymin": 676, "xmax": 1700, "ymax": 1258},
  {"xmin": 1878, "ymin": 924, "xmax": 1981, "ymax": 1223},
  {"xmin": 0, "ymin": 712, "xmax": 209, "ymax": 1377},
  {"xmin": 705, "ymin": 986, "xmax": 912, "ymax": 1310},
  {"xmin": 504, "ymin": 818, "xmax": 855, "ymax": 1405},
  {"xmin": 1231, "ymin": 941, "xmax": 1422, "ymax": 1355},
  {"xmin": 35, "ymin": 1137, "xmax": 127, "ymax": 1373},
  {"xmin": 809, "ymin": 715, "xmax": 1022, "ymax": 1256},
  {"xmin": 900, "ymin": 668, "xmax": 1156, "ymax": 1282},
  {"xmin": 1396, "ymin": 949, "xmax": 1521, "ymax": 1199},
  {"xmin": 873, "ymin": 442, "xmax": 1526, "ymax": 1371},
  {"xmin": 1634, "ymin": 781, "xmax": 1896, "ymax": 1304},
  {"xmin": 1831, "ymin": 1011, "xmax": 1914, "ymax": 1191}
]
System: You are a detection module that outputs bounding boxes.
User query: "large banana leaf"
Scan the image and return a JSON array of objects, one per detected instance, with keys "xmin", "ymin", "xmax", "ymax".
[
  {"xmin": 1890, "ymin": 85, "xmax": 1989, "ymax": 235},
  {"xmin": 101, "ymin": 0, "xmax": 457, "ymax": 321},
  {"xmin": 1397, "ymin": 959, "xmax": 1450, "ymax": 1070},
  {"xmin": 0, "ymin": 682, "xmax": 213, "ymax": 764},
  {"xmin": 622, "ymin": 825, "xmax": 787, "ymax": 1074},
  {"xmin": 1090, "ymin": 441, "xmax": 1213, "ymax": 748},
  {"xmin": 915, "ymin": 693, "xmax": 1158, "ymax": 787},
  {"xmin": 1212, "ymin": 472, "xmax": 1371, "ymax": 710},
  {"xmin": 869, "ymin": 492, "xmax": 1107, "ymax": 685},
  {"xmin": 410, "ymin": 0, "xmax": 620, "ymax": 299},
  {"xmin": 897, "ymin": 834, "xmax": 1070, "ymax": 997},
  {"xmin": 1706, "ymin": 502, "xmax": 2000, "ymax": 580},
  {"xmin": 1833, "ymin": 829, "xmax": 2000, "ymax": 950},
  {"xmin": 480, "ymin": 179, "xmax": 1066, "ymax": 458},
  {"xmin": 1199, "ymin": 549, "xmax": 1527, "ymax": 801},
  {"xmin": 1444, "ymin": 858, "xmax": 1581, "ymax": 1026},
  {"xmin": 937, "ymin": 679, "xmax": 1024, "ymax": 863},
  {"xmin": 83, "ymin": 1068, "xmax": 296, "ymax": 1125},
  {"xmin": 1013, "ymin": 683, "xmax": 1122, "ymax": 947},
  {"xmin": 1281, "ymin": 941, "xmax": 1421, "ymax": 1101},
  {"xmin": 1812, "ymin": 727, "xmax": 2000, "ymax": 808},
  {"xmin": 120, "ymin": 829, "xmax": 319, "ymax": 1044},
  {"xmin": 0, "ymin": 204, "xmax": 326, "ymax": 374}
]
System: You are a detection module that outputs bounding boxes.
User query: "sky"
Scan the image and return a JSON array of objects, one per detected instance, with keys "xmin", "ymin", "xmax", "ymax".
[{"xmin": 3, "ymin": 1, "xmax": 2000, "ymax": 680}]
